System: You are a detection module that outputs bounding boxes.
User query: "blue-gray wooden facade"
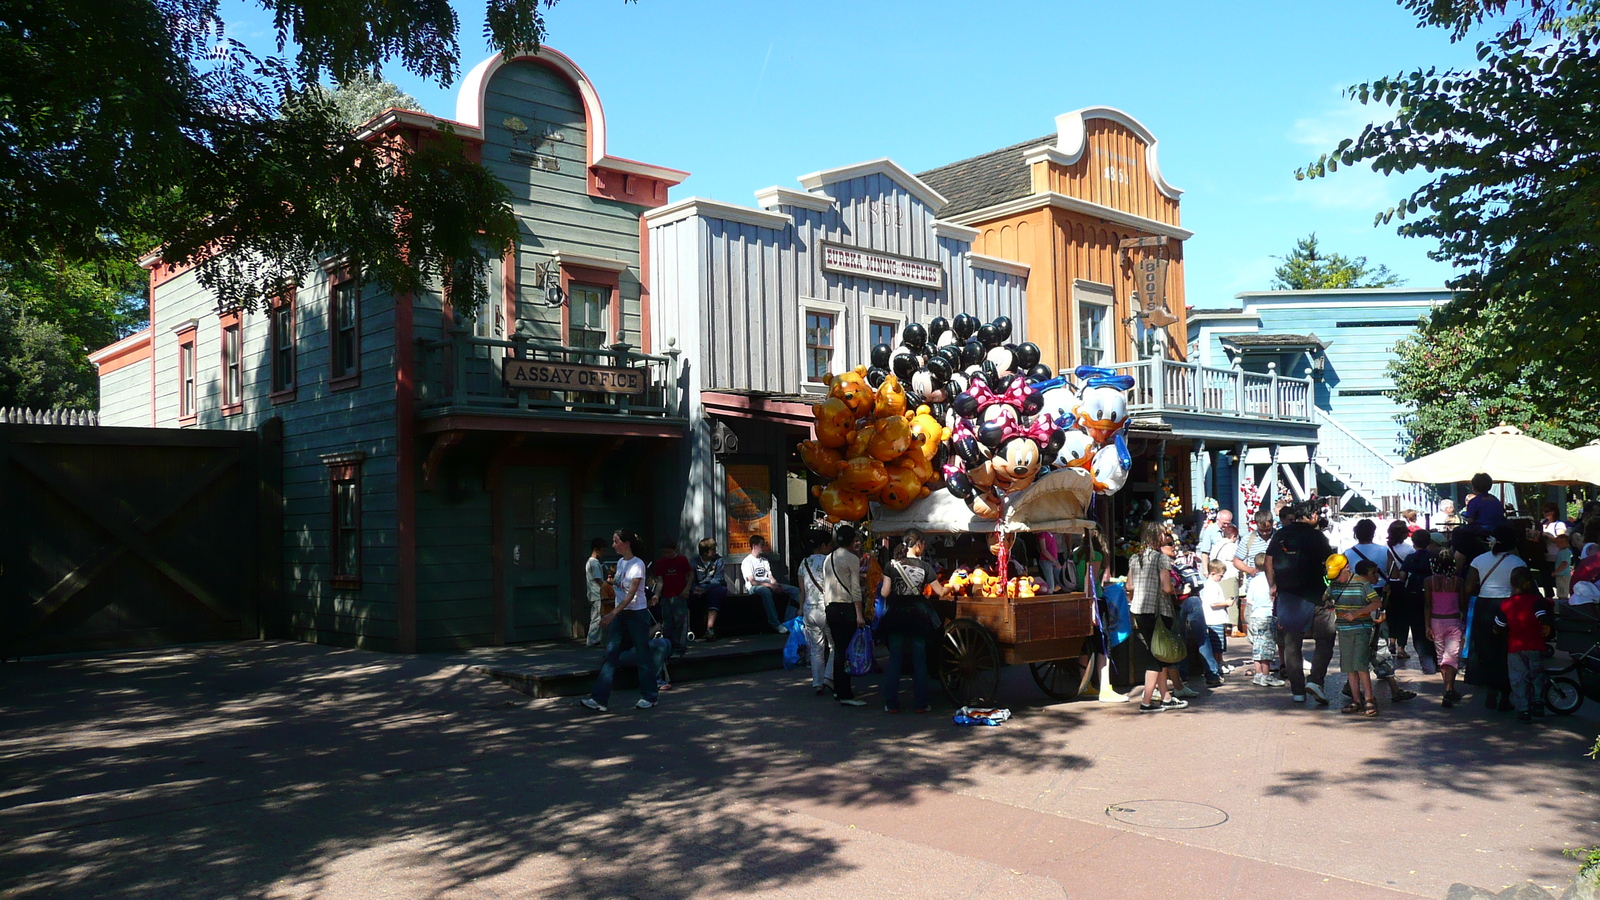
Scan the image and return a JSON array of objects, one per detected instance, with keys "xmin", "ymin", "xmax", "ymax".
[
  {"xmin": 94, "ymin": 49, "xmax": 686, "ymax": 650},
  {"xmin": 647, "ymin": 164, "xmax": 1028, "ymax": 572}
]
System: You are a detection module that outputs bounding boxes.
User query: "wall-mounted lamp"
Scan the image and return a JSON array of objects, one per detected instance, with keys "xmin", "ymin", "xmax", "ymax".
[{"xmin": 532, "ymin": 261, "xmax": 565, "ymax": 308}]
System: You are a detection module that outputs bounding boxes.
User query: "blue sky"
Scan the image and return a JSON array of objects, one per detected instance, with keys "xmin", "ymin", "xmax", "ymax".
[{"xmin": 223, "ymin": 0, "xmax": 1495, "ymax": 307}]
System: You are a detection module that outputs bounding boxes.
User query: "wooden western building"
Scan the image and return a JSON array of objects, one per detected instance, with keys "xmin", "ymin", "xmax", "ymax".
[
  {"xmin": 919, "ymin": 109, "xmax": 1320, "ymax": 525},
  {"xmin": 92, "ymin": 47, "xmax": 688, "ymax": 651},
  {"xmin": 645, "ymin": 160, "xmax": 1029, "ymax": 575}
]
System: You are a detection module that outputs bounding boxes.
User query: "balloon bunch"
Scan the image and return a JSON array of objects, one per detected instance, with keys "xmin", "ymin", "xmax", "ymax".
[
  {"xmin": 798, "ymin": 366, "xmax": 951, "ymax": 522},
  {"xmin": 939, "ymin": 325, "xmax": 1065, "ymax": 519},
  {"xmin": 865, "ymin": 314, "xmax": 1053, "ymax": 417},
  {"xmin": 1045, "ymin": 366, "xmax": 1137, "ymax": 496}
]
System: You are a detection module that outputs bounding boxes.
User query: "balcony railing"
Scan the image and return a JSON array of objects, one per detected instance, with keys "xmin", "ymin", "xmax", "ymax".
[
  {"xmin": 1112, "ymin": 357, "xmax": 1314, "ymax": 423},
  {"xmin": 416, "ymin": 326, "xmax": 682, "ymax": 422}
]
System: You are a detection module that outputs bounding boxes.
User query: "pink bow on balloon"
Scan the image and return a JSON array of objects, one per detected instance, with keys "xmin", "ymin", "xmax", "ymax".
[
  {"xmin": 1001, "ymin": 415, "xmax": 1055, "ymax": 446},
  {"xmin": 963, "ymin": 379, "xmax": 1001, "ymax": 413},
  {"xmin": 999, "ymin": 377, "xmax": 1034, "ymax": 410}
]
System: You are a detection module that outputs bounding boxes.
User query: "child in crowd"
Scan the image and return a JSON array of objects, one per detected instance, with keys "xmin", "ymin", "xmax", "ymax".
[
  {"xmin": 1425, "ymin": 550, "xmax": 1467, "ymax": 707},
  {"xmin": 585, "ymin": 537, "xmax": 608, "ymax": 647},
  {"xmin": 1554, "ymin": 532, "xmax": 1576, "ymax": 601},
  {"xmin": 1200, "ymin": 560, "xmax": 1232, "ymax": 685},
  {"xmin": 1332, "ymin": 558, "xmax": 1384, "ymax": 717},
  {"xmin": 1496, "ymin": 567, "xmax": 1553, "ymax": 722},
  {"xmin": 1246, "ymin": 553, "xmax": 1284, "ymax": 687}
]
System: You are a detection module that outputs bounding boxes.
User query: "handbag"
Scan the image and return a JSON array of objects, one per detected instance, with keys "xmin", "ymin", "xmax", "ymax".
[
  {"xmin": 1150, "ymin": 615, "xmax": 1186, "ymax": 664},
  {"xmin": 846, "ymin": 625, "xmax": 875, "ymax": 675}
]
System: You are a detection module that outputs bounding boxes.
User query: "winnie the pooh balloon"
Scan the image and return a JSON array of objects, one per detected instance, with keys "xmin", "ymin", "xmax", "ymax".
[
  {"xmin": 867, "ymin": 414, "xmax": 913, "ymax": 461},
  {"xmin": 813, "ymin": 483, "xmax": 869, "ymax": 522},
  {"xmin": 878, "ymin": 462, "xmax": 931, "ymax": 510},
  {"xmin": 798, "ymin": 440, "xmax": 845, "ymax": 479},
  {"xmin": 811, "ymin": 397, "xmax": 853, "ymax": 449},
  {"xmin": 873, "ymin": 374, "xmax": 908, "ymax": 419},
  {"xmin": 829, "ymin": 365, "xmax": 875, "ymax": 418}
]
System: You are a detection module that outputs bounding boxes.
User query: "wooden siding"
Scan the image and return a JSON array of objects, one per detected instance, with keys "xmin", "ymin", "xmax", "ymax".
[
  {"xmin": 98, "ymin": 357, "xmax": 152, "ymax": 426},
  {"xmin": 103, "ymin": 264, "xmax": 403, "ymax": 650},
  {"xmin": 481, "ymin": 60, "xmax": 646, "ymax": 347},
  {"xmin": 1043, "ymin": 119, "xmax": 1180, "ymax": 227}
]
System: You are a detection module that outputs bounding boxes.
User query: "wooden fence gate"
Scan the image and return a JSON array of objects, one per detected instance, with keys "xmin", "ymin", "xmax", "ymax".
[{"xmin": 0, "ymin": 421, "xmax": 282, "ymax": 657}]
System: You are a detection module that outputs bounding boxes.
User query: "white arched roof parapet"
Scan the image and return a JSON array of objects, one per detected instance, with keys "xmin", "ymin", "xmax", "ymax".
[
  {"xmin": 456, "ymin": 46, "xmax": 608, "ymax": 166},
  {"xmin": 1051, "ymin": 106, "xmax": 1183, "ymax": 199}
]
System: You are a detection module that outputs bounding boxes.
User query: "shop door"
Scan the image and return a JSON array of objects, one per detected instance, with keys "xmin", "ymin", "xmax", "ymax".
[{"xmin": 503, "ymin": 467, "xmax": 572, "ymax": 642}]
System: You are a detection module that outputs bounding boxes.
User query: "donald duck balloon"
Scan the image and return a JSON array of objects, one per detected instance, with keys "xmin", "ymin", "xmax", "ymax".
[{"xmin": 1051, "ymin": 366, "xmax": 1135, "ymax": 494}]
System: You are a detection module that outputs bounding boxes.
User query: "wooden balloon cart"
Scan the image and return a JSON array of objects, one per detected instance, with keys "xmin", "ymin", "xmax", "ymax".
[{"xmin": 870, "ymin": 475, "xmax": 1108, "ymax": 707}]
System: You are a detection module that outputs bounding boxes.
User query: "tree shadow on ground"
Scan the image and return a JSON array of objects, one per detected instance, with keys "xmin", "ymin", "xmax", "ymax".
[{"xmin": 0, "ymin": 641, "xmax": 1090, "ymax": 899}]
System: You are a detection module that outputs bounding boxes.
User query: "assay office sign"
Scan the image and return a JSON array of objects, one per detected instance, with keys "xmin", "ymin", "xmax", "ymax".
[
  {"xmin": 820, "ymin": 242, "xmax": 943, "ymax": 289},
  {"xmin": 503, "ymin": 359, "xmax": 646, "ymax": 395}
]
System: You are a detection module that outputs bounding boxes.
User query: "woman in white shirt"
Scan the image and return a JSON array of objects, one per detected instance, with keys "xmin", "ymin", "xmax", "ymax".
[
  {"xmin": 582, "ymin": 530, "xmax": 659, "ymax": 713},
  {"xmin": 1464, "ymin": 523, "xmax": 1526, "ymax": 710}
]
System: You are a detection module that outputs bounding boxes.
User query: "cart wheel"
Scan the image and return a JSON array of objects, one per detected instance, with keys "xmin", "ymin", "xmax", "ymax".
[
  {"xmin": 940, "ymin": 617, "xmax": 1001, "ymax": 707},
  {"xmin": 1545, "ymin": 676, "xmax": 1582, "ymax": 715},
  {"xmin": 1029, "ymin": 659, "xmax": 1084, "ymax": 701}
]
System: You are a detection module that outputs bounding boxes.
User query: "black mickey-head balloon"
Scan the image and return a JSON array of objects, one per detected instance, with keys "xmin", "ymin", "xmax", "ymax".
[
  {"xmin": 928, "ymin": 316, "xmax": 950, "ymax": 343},
  {"xmin": 1021, "ymin": 391, "xmax": 1046, "ymax": 417},
  {"xmin": 891, "ymin": 352, "xmax": 917, "ymax": 380},
  {"xmin": 945, "ymin": 470, "xmax": 974, "ymax": 500},
  {"xmin": 960, "ymin": 339, "xmax": 985, "ymax": 368},
  {"xmin": 986, "ymin": 344, "xmax": 1015, "ymax": 374},
  {"xmin": 977, "ymin": 323, "xmax": 999, "ymax": 347},
  {"xmin": 952, "ymin": 391, "xmax": 979, "ymax": 420},
  {"xmin": 870, "ymin": 343, "xmax": 892, "ymax": 369},
  {"xmin": 953, "ymin": 313, "xmax": 978, "ymax": 340},
  {"xmin": 937, "ymin": 344, "xmax": 963, "ymax": 369},
  {"xmin": 1026, "ymin": 363, "xmax": 1054, "ymax": 383},
  {"xmin": 981, "ymin": 359, "xmax": 1002, "ymax": 386},
  {"xmin": 1013, "ymin": 342, "xmax": 1041, "ymax": 371},
  {"xmin": 926, "ymin": 356, "xmax": 952, "ymax": 383},
  {"xmin": 866, "ymin": 366, "xmax": 889, "ymax": 389},
  {"xmin": 1044, "ymin": 428, "xmax": 1066, "ymax": 458},
  {"xmin": 902, "ymin": 322, "xmax": 928, "ymax": 348},
  {"xmin": 992, "ymin": 316, "xmax": 1013, "ymax": 342}
]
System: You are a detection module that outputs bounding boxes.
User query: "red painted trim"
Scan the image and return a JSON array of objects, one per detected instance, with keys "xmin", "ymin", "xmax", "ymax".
[
  {"xmin": 176, "ymin": 324, "xmax": 198, "ymax": 426},
  {"xmin": 329, "ymin": 264, "xmax": 361, "ymax": 391},
  {"xmin": 395, "ymin": 290, "xmax": 418, "ymax": 653},
  {"xmin": 559, "ymin": 263, "xmax": 622, "ymax": 345},
  {"xmin": 417, "ymin": 414, "xmax": 685, "ymax": 439},
  {"xmin": 328, "ymin": 459, "xmax": 363, "ymax": 590},
  {"xmin": 700, "ymin": 391, "xmax": 817, "ymax": 428},
  {"xmin": 219, "ymin": 310, "xmax": 244, "ymax": 416},
  {"xmin": 149, "ymin": 269, "xmax": 158, "ymax": 427},
  {"xmin": 638, "ymin": 217, "xmax": 652, "ymax": 354},
  {"xmin": 90, "ymin": 329, "xmax": 152, "ymax": 374},
  {"xmin": 269, "ymin": 286, "xmax": 298, "ymax": 403},
  {"xmin": 502, "ymin": 245, "xmax": 518, "ymax": 339},
  {"xmin": 587, "ymin": 166, "xmax": 675, "ymax": 208}
]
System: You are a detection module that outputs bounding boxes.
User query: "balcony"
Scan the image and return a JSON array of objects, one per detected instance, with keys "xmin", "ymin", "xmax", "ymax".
[
  {"xmin": 415, "ymin": 326, "xmax": 686, "ymax": 437},
  {"xmin": 1110, "ymin": 357, "xmax": 1317, "ymax": 443}
]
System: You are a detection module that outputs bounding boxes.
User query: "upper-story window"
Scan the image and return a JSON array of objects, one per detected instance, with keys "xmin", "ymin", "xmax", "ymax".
[
  {"xmin": 568, "ymin": 284, "xmax": 610, "ymax": 350},
  {"xmin": 806, "ymin": 311, "xmax": 835, "ymax": 383},
  {"xmin": 269, "ymin": 286, "xmax": 296, "ymax": 399},
  {"xmin": 1079, "ymin": 300, "xmax": 1108, "ymax": 368},
  {"xmin": 177, "ymin": 323, "xmax": 198, "ymax": 424},
  {"xmin": 330, "ymin": 271, "xmax": 360, "ymax": 386},
  {"xmin": 220, "ymin": 310, "xmax": 243, "ymax": 416},
  {"xmin": 869, "ymin": 319, "xmax": 897, "ymax": 351}
]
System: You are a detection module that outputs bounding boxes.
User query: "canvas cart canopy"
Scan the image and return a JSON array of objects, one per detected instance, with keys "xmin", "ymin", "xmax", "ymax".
[
  {"xmin": 1392, "ymin": 425, "xmax": 1600, "ymax": 486},
  {"xmin": 870, "ymin": 467, "xmax": 1099, "ymax": 536}
]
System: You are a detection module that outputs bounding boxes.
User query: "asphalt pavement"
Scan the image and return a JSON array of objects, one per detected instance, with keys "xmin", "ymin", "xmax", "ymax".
[{"xmin": 1, "ymin": 639, "xmax": 1595, "ymax": 899}]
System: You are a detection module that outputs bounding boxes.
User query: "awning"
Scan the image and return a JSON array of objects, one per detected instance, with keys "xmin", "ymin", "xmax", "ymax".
[{"xmin": 1392, "ymin": 425, "xmax": 1600, "ymax": 485}]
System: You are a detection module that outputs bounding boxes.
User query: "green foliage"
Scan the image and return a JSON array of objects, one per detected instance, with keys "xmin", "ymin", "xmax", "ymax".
[
  {"xmin": 311, "ymin": 73, "xmax": 424, "ymax": 130},
  {"xmin": 0, "ymin": 0, "xmax": 546, "ymax": 316},
  {"xmin": 1387, "ymin": 302, "xmax": 1600, "ymax": 457},
  {"xmin": 1298, "ymin": 1, "xmax": 1600, "ymax": 381},
  {"xmin": 0, "ymin": 251, "xmax": 149, "ymax": 408},
  {"xmin": 1271, "ymin": 234, "xmax": 1405, "ymax": 290},
  {"xmin": 0, "ymin": 291, "xmax": 98, "ymax": 409}
]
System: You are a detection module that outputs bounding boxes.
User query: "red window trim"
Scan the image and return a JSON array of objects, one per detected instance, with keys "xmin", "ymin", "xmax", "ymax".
[
  {"xmin": 325, "ymin": 454, "xmax": 364, "ymax": 590},
  {"xmin": 269, "ymin": 286, "xmax": 298, "ymax": 404},
  {"xmin": 219, "ymin": 309, "xmax": 244, "ymax": 416},
  {"xmin": 176, "ymin": 325, "xmax": 198, "ymax": 425},
  {"xmin": 329, "ymin": 266, "xmax": 361, "ymax": 391},
  {"xmin": 558, "ymin": 263, "xmax": 622, "ymax": 348}
]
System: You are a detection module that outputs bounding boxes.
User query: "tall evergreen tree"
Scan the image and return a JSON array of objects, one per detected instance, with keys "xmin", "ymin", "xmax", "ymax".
[{"xmin": 1271, "ymin": 234, "xmax": 1405, "ymax": 290}]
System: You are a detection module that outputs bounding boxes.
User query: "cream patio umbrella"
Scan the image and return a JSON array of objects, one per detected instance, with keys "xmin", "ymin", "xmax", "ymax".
[
  {"xmin": 1392, "ymin": 425, "xmax": 1600, "ymax": 485},
  {"xmin": 1571, "ymin": 440, "xmax": 1600, "ymax": 484}
]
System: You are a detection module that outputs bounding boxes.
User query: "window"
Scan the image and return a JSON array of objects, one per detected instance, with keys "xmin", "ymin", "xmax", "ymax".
[
  {"xmin": 870, "ymin": 318, "xmax": 897, "ymax": 351},
  {"xmin": 220, "ymin": 311, "xmax": 243, "ymax": 415},
  {"xmin": 177, "ymin": 325, "xmax": 197, "ymax": 424},
  {"xmin": 324, "ymin": 453, "xmax": 364, "ymax": 589},
  {"xmin": 330, "ymin": 273, "xmax": 360, "ymax": 385},
  {"xmin": 568, "ymin": 284, "xmax": 610, "ymax": 349},
  {"xmin": 1078, "ymin": 301, "xmax": 1108, "ymax": 367},
  {"xmin": 269, "ymin": 287, "xmax": 296, "ymax": 399},
  {"xmin": 805, "ymin": 311, "xmax": 835, "ymax": 383}
]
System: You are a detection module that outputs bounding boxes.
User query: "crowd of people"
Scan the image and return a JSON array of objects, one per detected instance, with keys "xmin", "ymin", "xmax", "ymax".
[{"xmin": 577, "ymin": 472, "xmax": 1579, "ymax": 719}]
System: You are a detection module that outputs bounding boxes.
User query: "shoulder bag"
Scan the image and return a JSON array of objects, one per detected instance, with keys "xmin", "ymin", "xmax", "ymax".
[{"xmin": 1150, "ymin": 615, "xmax": 1187, "ymax": 664}]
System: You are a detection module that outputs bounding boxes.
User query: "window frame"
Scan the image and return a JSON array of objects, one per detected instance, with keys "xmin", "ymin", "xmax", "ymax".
[
  {"xmin": 329, "ymin": 267, "xmax": 360, "ymax": 389},
  {"xmin": 269, "ymin": 286, "xmax": 297, "ymax": 402},
  {"xmin": 566, "ymin": 283, "xmax": 613, "ymax": 351},
  {"xmin": 176, "ymin": 321, "xmax": 198, "ymax": 425},
  {"xmin": 862, "ymin": 306, "xmax": 907, "ymax": 356},
  {"xmin": 219, "ymin": 310, "xmax": 244, "ymax": 416},
  {"xmin": 800, "ymin": 297, "xmax": 847, "ymax": 392},
  {"xmin": 1073, "ymin": 280, "xmax": 1114, "ymax": 370},
  {"xmin": 323, "ymin": 452, "xmax": 365, "ymax": 590},
  {"xmin": 556, "ymin": 260, "xmax": 624, "ymax": 353}
]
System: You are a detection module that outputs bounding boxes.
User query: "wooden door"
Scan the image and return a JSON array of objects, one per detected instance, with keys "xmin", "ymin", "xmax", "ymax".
[{"xmin": 503, "ymin": 466, "xmax": 571, "ymax": 642}]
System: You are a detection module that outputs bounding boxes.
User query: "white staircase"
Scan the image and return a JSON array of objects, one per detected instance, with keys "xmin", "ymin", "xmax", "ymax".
[{"xmin": 1314, "ymin": 409, "xmax": 1436, "ymax": 512}]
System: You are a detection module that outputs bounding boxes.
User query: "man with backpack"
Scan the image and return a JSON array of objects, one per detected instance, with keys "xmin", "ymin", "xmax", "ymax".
[{"xmin": 1265, "ymin": 501, "xmax": 1334, "ymax": 704}]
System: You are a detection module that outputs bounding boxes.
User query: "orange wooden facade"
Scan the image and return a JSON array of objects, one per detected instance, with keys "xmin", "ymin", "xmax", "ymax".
[{"xmin": 960, "ymin": 115, "xmax": 1189, "ymax": 373}]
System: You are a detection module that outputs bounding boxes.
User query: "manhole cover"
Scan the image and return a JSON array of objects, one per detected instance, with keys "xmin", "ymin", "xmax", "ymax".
[{"xmin": 1105, "ymin": 799, "xmax": 1228, "ymax": 829}]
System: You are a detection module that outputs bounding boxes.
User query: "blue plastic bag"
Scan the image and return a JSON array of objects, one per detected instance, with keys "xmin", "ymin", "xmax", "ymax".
[
  {"xmin": 1101, "ymin": 581, "xmax": 1132, "ymax": 648},
  {"xmin": 781, "ymin": 615, "xmax": 807, "ymax": 668},
  {"xmin": 846, "ymin": 625, "xmax": 875, "ymax": 676}
]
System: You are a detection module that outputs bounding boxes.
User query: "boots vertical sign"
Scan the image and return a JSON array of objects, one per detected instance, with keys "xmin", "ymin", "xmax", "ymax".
[{"xmin": 1137, "ymin": 257, "xmax": 1177, "ymax": 328}]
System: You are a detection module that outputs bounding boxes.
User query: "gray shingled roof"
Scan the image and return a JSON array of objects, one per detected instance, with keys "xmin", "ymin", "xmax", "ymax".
[
  {"xmin": 1220, "ymin": 333, "xmax": 1325, "ymax": 348},
  {"xmin": 917, "ymin": 134, "xmax": 1054, "ymax": 219}
]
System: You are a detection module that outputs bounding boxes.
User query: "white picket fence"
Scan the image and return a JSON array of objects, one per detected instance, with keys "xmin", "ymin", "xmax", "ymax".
[{"xmin": 0, "ymin": 406, "xmax": 99, "ymax": 425}]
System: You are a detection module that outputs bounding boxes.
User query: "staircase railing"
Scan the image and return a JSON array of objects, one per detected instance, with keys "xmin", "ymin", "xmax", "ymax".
[{"xmin": 1314, "ymin": 409, "xmax": 1436, "ymax": 511}]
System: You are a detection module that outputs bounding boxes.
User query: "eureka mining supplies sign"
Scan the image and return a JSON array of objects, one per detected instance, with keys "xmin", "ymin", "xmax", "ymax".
[
  {"xmin": 503, "ymin": 359, "xmax": 647, "ymax": 395},
  {"xmin": 819, "ymin": 242, "xmax": 943, "ymax": 289}
]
